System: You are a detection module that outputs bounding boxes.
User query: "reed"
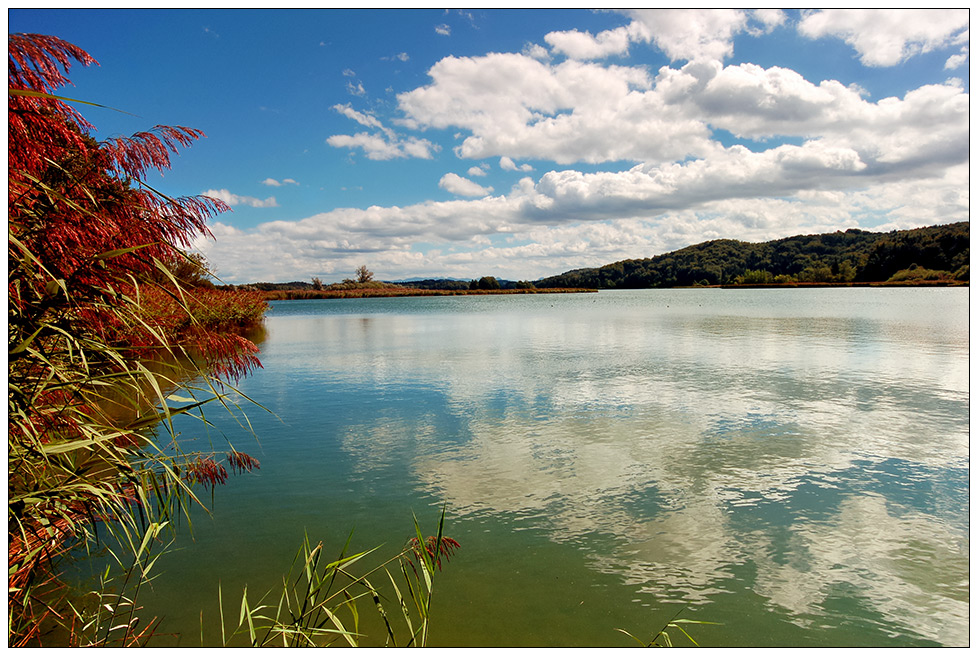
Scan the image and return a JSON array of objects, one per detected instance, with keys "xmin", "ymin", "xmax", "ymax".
[
  {"xmin": 8, "ymin": 33, "xmax": 266, "ymax": 646},
  {"xmin": 218, "ymin": 509, "xmax": 460, "ymax": 647},
  {"xmin": 617, "ymin": 606, "xmax": 718, "ymax": 647}
]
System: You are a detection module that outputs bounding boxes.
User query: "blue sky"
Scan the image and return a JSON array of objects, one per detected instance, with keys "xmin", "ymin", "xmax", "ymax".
[{"xmin": 9, "ymin": 9, "xmax": 970, "ymax": 284}]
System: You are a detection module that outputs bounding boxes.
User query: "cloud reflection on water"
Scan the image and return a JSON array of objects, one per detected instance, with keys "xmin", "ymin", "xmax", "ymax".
[{"xmin": 267, "ymin": 289, "xmax": 968, "ymax": 644}]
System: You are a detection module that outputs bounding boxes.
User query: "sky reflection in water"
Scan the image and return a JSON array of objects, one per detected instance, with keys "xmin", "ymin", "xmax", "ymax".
[{"xmin": 165, "ymin": 288, "xmax": 968, "ymax": 646}]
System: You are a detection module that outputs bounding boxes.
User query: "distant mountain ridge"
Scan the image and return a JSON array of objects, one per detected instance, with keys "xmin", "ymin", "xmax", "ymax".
[{"xmin": 536, "ymin": 222, "xmax": 969, "ymax": 289}]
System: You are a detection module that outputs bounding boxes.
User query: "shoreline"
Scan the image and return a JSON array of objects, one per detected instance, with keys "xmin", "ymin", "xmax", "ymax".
[
  {"xmin": 262, "ymin": 287, "xmax": 598, "ymax": 300},
  {"xmin": 716, "ymin": 280, "xmax": 968, "ymax": 289},
  {"xmin": 260, "ymin": 279, "xmax": 967, "ymax": 300}
]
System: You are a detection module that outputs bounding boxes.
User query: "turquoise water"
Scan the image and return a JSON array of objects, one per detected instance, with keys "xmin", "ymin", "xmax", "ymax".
[{"xmin": 136, "ymin": 288, "xmax": 969, "ymax": 646}]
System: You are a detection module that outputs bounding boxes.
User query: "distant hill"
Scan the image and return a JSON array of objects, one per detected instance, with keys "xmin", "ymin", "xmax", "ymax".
[
  {"xmin": 234, "ymin": 277, "xmax": 527, "ymax": 292},
  {"xmin": 391, "ymin": 276, "xmax": 470, "ymax": 284},
  {"xmin": 240, "ymin": 277, "xmax": 535, "ymax": 292},
  {"xmin": 392, "ymin": 278, "xmax": 534, "ymax": 290},
  {"xmin": 536, "ymin": 222, "xmax": 969, "ymax": 289},
  {"xmin": 391, "ymin": 278, "xmax": 472, "ymax": 290}
]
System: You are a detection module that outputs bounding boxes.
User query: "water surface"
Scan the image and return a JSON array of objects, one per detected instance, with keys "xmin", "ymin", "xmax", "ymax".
[{"xmin": 139, "ymin": 288, "xmax": 969, "ymax": 647}]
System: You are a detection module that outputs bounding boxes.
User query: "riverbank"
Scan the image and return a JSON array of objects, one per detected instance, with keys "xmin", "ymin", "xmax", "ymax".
[
  {"xmin": 262, "ymin": 287, "xmax": 598, "ymax": 300},
  {"xmin": 718, "ymin": 279, "xmax": 968, "ymax": 289},
  {"xmin": 261, "ymin": 280, "xmax": 967, "ymax": 299}
]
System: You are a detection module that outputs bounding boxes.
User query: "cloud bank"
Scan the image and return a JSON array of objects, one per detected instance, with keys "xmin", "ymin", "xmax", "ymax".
[{"xmin": 201, "ymin": 10, "xmax": 969, "ymax": 284}]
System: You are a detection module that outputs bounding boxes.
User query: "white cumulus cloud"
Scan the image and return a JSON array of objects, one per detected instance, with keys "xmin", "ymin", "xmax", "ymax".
[
  {"xmin": 327, "ymin": 132, "xmax": 439, "ymax": 161},
  {"xmin": 798, "ymin": 9, "xmax": 970, "ymax": 67},
  {"xmin": 328, "ymin": 104, "xmax": 439, "ymax": 160},
  {"xmin": 399, "ymin": 53, "xmax": 708, "ymax": 165},
  {"xmin": 945, "ymin": 49, "xmax": 968, "ymax": 69},
  {"xmin": 202, "ymin": 189, "xmax": 278, "ymax": 208},
  {"xmin": 439, "ymin": 173, "xmax": 494, "ymax": 197},
  {"xmin": 499, "ymin": 156, "xmax": 533, "ymax": 172},
  {"xmin": 546, "ymin": 10, "xmax": 787, "ymax": 63},
  {"xmin": 622, "ymin": 9, "xmax": 749, "ymax": 62},
  {"xmin": 261, "ymin": 178, "xmax": 298, "ymax": 187},
  {"xmin": 545, "ymin": 25, "xmax": 634, "ymax": 60},
  {"xmin": 333, "ymin": 103, "xmax": 388, "ymax": 133}
]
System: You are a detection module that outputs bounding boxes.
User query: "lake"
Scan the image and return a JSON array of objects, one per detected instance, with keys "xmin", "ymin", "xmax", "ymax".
[{"xmin": 134, "ymin": 288, "xmax": 969, "ymax": 647}]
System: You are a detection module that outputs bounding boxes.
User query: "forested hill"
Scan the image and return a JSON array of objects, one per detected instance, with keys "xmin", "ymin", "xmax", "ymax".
[{"xmin": 536, "ymin": 222, "xmax": 969, "ymax": 289}]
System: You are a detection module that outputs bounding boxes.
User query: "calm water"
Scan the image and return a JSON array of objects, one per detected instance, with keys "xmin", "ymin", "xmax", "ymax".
[{"xmin": 134, "ymin": 288, "xmax": 968, "ymax": 647}]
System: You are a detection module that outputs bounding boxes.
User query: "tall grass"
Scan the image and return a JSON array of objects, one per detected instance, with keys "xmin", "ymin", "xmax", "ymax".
[
  {"xmin": 617, "ymin": 606, "xmax": 718, "ymax": 647},
  {"xmin": 8, "ymin": 33, "xmax": 267, "ymax": 646},
  {"xmin": 7, "ymin": 33, "xmax": 466, "ymax": 649},
  {"xmin": 219, "ymin": 509, "xmax": 460, "ymax": 647},
  {"xmin": 8, "ymin": 224, "xmax": 268, "ymax": 646}
]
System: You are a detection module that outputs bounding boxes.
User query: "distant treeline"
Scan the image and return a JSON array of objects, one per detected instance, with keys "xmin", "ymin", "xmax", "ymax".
[
  {"xmin": 383, "ymin": 278, "xmax": 539, "ymax": 291},
  {"xmin": 241, "ymin": 280, "xmax": 317, "ymax": 291},
  {"xmin": 237, "ymin": 278, "xmax": 540, "ymax": 293},
  {"xmin": 260, "ymin": 287, "xmax": 595, "ymax": 300},
  {"xmin": 394, "ymin": 278, "xmax": 471, "ymax": 290},
  {"xmin": 536, "ymin": 222, "xmax": 969, "ymax": 289}
]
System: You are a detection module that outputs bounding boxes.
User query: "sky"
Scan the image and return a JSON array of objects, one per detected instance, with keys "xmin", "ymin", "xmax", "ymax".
[{"xmin": 8, "ymin": 8, "xmax": 971, "ymax": 284}]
